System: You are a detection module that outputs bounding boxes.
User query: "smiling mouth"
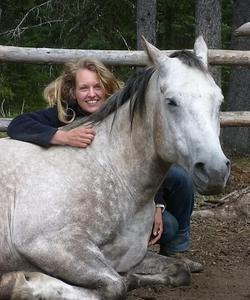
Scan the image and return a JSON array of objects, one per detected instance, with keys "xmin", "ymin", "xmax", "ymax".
[{"xmin": 86, "ymin": 99, "xmax": 99, "ymax": 104}]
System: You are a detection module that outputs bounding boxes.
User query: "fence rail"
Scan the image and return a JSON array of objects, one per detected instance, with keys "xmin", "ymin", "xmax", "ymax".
[
  {"xmin": 1, "ymin": 112, "xmax": 250, "ymax": 132},
  {"xmin": 1, "ymin": 45, "xmax": 250, "ymax": 66}
]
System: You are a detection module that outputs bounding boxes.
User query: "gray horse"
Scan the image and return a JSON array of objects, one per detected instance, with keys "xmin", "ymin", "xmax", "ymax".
[{"xmin": 0, "ymin": 37, "xmax": 230, "ymax": 300}]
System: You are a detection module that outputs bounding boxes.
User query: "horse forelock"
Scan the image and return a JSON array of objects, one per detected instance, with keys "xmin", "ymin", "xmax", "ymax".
[
  {"xmin": 69, "ymin": 67, "xmax": 156, "ymax": 129},
  {"xmin": 170, "ymin": 50, "xmax": 208, "ymax": 73}
]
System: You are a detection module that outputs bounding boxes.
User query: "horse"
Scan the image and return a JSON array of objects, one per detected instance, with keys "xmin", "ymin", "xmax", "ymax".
[{"xmin": 0, "ymin": 36, "xmax": 230, "ymax": 300}]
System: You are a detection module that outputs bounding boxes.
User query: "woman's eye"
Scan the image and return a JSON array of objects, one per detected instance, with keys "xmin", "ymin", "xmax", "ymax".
[{"xmin": 80, "ymin": 87, "xmax": 88, "ymax": 91}]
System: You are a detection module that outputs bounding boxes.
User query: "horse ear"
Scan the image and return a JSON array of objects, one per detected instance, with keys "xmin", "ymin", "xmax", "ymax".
[
  {"xmin": 141, "ymin": 36, "xmax": 165, "ymax": 66},
  {"xmin": 194, "ymin": 35, "xmax": 208, "ymax": 68}
]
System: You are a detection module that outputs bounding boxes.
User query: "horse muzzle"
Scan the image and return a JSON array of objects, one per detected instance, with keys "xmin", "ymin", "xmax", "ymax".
[{"xmin": 191, "ymin": 158, "xmax": 231, "ymax": 195}]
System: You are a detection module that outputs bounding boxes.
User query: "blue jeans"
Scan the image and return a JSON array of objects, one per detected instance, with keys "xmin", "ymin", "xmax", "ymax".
[{"xmin": 154, "ymin": 165, "xmax": 194, "ymax": 253}]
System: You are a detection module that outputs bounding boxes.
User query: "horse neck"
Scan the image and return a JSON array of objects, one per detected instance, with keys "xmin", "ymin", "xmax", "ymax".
[{"xmin": 94, "ymin": 75, "xmax": 170, "ymax": 202}]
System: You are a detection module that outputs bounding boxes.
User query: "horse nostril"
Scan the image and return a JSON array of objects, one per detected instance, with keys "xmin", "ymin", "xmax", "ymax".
[
  {"xmin": 226, "ymin": 159, "xmax": 231, "ymax": 170},
  {"xmin": 193, "ymin": 162, "xmax": 208, "ymax": 182},
  {"xmin": 195, "ymin": 162, "xmax": 205, "ymax": 171}
]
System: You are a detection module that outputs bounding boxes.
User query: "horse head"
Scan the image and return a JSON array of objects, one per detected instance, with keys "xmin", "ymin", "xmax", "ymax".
[{"xmin": 143, "ymin": 36, "xmax": 230, "ymax": 195}]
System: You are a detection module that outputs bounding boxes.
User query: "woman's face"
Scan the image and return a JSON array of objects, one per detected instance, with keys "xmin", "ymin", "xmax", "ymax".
[{"xmin": 74, "ymin": 68, "xmax": 106, "ymax": 114}]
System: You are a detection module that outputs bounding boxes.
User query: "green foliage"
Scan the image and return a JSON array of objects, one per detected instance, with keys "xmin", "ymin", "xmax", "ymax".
[
  {"xmin": 0, "ymin": 70, "xmax": 14, "ymax": 117},
  {"xmin": 0, "ymin": 73, "xmax": 14, "ymax": 101},
  {"xmin": 222, "ymin": 0, "xmax": 233, "ymax": 48},
  {"xmin": 220, "ymin": 0, "xmax": 234, "ymax": 102},
  {"xmin": 0, "ymin": 63, "xmax": 55, "ymax": 115},
  {"xmin": 157, "ymin": 0, "xmax": 196, "ymax": 49}
]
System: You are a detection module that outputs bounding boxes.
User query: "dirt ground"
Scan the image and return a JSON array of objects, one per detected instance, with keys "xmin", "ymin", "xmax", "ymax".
[{"xmin": 127, "ymin": 157, "xmax": 250, "ymax": 300}]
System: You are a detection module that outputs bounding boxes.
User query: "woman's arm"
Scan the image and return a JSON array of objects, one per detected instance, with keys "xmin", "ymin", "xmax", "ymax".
[
  {"xmin": 7, "ymin": 107, "xmax": 61, "ymax": 147},
  {"xmin": 148, "ymin": 207, "xmax": 163, "ymax": 245},
  {"xmin": 7, "ymin": 107, "xmax": 96, "ymax": 148}
]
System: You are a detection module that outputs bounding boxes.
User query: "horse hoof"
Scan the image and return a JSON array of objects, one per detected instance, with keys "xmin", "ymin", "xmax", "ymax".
[
  {"xmin": 182, "ymin": 258, "xmax": 204, "ymax": 273},
  {"xmin": 168, "ymin": 262, "xmax": 191, "ymax": 287},
  {"xmin": 159, "ymin": 250, "xmax": 204, "ymax": 273}
]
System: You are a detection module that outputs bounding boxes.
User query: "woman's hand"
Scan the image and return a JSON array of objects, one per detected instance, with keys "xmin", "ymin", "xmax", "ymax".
[
  {"xmin": 51, "ymin": 126, "xmax": 96, "ymax": 148},
  {"xmin": 148, "ymin": 207, "xmax": 163, "ymax": 245}
]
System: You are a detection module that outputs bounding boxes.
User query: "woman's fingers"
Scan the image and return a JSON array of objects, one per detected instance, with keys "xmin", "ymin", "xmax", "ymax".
[{"xmin": 66, "ymin": 126, "xmax": 97, "ymax": 148}]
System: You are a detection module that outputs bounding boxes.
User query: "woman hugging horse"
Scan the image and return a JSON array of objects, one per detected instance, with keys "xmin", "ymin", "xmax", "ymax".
[{"xmin": 7, "ymin": 57, "xmax": 195, "ymax": 259}]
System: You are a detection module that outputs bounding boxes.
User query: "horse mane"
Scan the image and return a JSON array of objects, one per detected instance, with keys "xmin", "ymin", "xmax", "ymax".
[{"xmin": 69, "ymin": 50, "xmax": 206, "ymax": 129}]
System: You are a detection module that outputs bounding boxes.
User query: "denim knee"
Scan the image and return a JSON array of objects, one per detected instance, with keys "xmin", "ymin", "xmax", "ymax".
[{"xmin": 161, "ymin": 227, "xmax": 190, "ymax": 253}]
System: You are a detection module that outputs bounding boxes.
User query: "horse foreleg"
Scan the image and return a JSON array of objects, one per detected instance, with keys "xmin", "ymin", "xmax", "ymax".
[
  {"xmin": 14, "ymin": 235, "xmax": 127, "ymax": 300},
  {"xmin": 126, "ymin": 250, "xmax": 191, "ymax": 291},
  {"xmin": 0, "ymin": 271, "xmax": 101, "ymax": 300}
]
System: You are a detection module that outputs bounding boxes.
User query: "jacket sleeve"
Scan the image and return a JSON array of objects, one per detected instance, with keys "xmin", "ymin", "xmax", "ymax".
[
  {"xmin": 154, "ymin": 183, "xmax": 166, "ymax": 206},
  {"xmin": 7, "ymin": 107, "xmax": 62, "ymax": 147}
]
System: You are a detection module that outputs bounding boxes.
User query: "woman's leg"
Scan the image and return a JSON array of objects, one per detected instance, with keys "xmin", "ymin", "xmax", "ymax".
[{"xmin": 155, "ymin": 165, "xmax": 194, "ymax": 253}]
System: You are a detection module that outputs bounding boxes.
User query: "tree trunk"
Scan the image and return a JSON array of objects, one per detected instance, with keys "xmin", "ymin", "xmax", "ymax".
[
  {"xmin": 136, "ymin": 0, "xmax": 157, "ymax": 50},
  {"xmin": 195, "ymin": 0, "xmax": 222, "ymax": 85},
  {"xmin": 222, "ymin": 0, "xmax": 250, "ymax": 155}
]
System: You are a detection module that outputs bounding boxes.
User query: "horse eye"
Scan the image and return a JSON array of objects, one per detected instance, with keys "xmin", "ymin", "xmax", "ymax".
[{"xmin": 166, "ymin": 98, "xmax": 178, "ymax": 107}]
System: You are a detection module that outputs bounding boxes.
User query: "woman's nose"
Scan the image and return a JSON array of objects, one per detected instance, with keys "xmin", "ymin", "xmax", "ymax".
[{"xmin": 88, "ymin": 87, "xmax": 95, "ymax": 97}]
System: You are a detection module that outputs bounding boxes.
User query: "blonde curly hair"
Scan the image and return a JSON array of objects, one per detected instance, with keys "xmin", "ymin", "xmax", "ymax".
[{"xmin": 43, "ymin": 58, "xmax": 122, "ymax": 123}]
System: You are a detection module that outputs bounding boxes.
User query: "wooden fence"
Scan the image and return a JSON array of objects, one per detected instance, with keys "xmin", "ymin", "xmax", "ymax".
[
  {"xmin": 1, "ymin": 45, "xmax": 250, "ymax": 66},
  {"xmin": 1, "ymin": 24, "xmax": 250, "ymax": 132}
]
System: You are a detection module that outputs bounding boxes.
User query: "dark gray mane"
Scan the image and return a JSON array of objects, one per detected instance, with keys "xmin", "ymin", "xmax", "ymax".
[{"xmin": 71, "ymin": 50, "xmax": 206, "ymax": 129}]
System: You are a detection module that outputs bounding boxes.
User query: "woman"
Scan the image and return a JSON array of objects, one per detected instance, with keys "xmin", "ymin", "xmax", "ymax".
[
  {"xmin": 7, "ymin": 58, "xmax": 194, "ymax": 256},
  {"xmin": 7, "ymin": 59, "xmax": 121, "ymax": 147}
]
